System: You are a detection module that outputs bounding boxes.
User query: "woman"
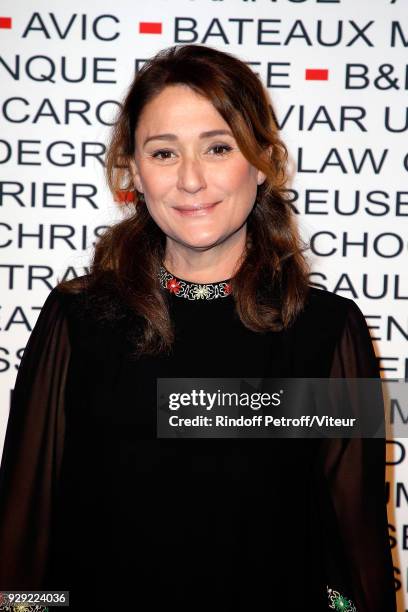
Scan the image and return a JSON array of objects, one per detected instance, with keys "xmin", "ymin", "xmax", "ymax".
[{"xmin": 0, "ymin": 44, "xmax": 396, "ymax": 611}]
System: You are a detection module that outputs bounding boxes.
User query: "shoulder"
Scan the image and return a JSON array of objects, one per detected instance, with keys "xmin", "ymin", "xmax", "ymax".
[
  {"xmin": 52, "ymin": 271, "xmax": 142, "ymax": 343},
  {"xmin": 301, "ymin": 285, "xmax": 362, "ymax": 327},
  {"xmin": 38, "ymin": 273, "xmax": 92, "ymax": 317},
  {"xmin": 53, "ymin": 272, "xmax": 116, "ymax": 316},
  {"xmin": 304, "ymin": 285, "xmax": 355, "ymax": 313},
  {"xmin": 303, "ymin": 287, "xmax": 372, "ymax": 345},
  {"xmin": 292, "ymin": 285, "xmax": 365, "ymax": 350},
  {"xmin": 30, "ymin": 273, "xmax": 115, "ymax": 336},
  {"xmin": 285, "ymin": 287, "xmax": 369, "ymax": 376},
  {"xmin": 25, "ymin": 276, "xmax": 93, "ymax": 345}
]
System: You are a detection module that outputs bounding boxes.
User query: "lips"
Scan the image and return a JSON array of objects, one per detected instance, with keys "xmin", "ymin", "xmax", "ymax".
[
  {"xmin": 173, "ymin": 201, "xmax": 220, "ymax": 216},
  {"xmin": 174, "ymin": 202, "xmax": 219, "ymax": 211}
]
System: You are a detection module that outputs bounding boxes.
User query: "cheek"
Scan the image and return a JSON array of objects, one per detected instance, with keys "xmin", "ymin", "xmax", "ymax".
[
  {"xmin": 143, "ymin": 181, "xmax": 172, "ymax": 213},
  {"xmin": 225, "ymin": 160, "xmax": 256, "ymax": 193},
  {"xmin": 137, "ymin": 159, "xmax": 169, "ymax": 193},
  {"xmin": 229, "ymin": 164, "xmax": 257, "ymax": 197}
]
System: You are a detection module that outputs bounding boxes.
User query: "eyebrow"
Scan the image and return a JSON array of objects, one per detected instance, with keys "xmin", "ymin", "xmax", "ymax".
[{"xmin": 143, "ymin": 129, "xmax": 234, "ymax": 147}]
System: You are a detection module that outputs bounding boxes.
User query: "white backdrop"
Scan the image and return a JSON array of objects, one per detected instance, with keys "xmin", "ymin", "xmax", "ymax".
[{"xmin": 0, "ymin": 0, "xmax": 407, "ymax": 608}]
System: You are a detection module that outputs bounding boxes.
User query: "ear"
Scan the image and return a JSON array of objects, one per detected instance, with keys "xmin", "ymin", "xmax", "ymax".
[
  {"xmin": 257, "ymin": 170, "xmax": 267, "ymax": 186},
  {"xmin": 129, "ymin": 158, "xmax": 143, "ymax": 194},
  {"xmin": 257, "ymin": 145, "xmax": 272, "ymax": 185}
]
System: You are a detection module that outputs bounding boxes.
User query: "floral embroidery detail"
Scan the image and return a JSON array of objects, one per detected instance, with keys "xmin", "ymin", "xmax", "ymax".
[
  {"xmin": 158, "ymin": 265, "xmax": 233, "ymax": 300},
  {"xmin": 0, "ymin": 603, "xmax": 49, "ymax": 612},
  {"xmin": 191, "ymin": 284, "xmax": 211, "ymax": 299},
  {"xmin": 166, "ymin": 277, "xmax": 181, "ymax": 294},
  {"xmin": 327, "ymin": 585, "xmax": 357, "ymax": 611}
]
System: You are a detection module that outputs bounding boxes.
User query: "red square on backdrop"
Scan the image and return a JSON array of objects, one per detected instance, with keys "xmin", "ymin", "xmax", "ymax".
[
  {"xmin": 139, "ymin": 22, "xmax": 162, "ymax": 34},
  {"xmin": 0, "ymin": 17, "xmax": 12, "ymax": 29}
]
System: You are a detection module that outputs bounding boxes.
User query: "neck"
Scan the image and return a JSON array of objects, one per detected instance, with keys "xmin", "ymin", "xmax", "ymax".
[{"xmin": 163, "ymin": 227, "xmax": 247, "ymax": 284}]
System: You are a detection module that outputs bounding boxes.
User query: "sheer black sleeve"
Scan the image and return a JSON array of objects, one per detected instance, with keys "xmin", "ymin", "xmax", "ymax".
[
  {"xmin": 321, "ymin": 299, "xmax": 396, "ymax": 611},
  {"xmin": 0, "ymin": 288, "xmax": 71, "ymax": 589}
]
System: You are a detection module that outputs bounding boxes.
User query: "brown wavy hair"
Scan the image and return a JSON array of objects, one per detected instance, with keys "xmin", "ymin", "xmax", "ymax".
[{"xmin": 58, "ymin": 43, "xmax": 310, "ymax": 357}]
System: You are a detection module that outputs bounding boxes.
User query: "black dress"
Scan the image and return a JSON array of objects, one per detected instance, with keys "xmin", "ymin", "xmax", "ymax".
[{"xmin": 0, "ymin": 266, "xmax": 396, "ymax": 612}]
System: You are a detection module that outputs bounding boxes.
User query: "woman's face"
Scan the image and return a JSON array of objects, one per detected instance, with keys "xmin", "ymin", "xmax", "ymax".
[{"xmin": 130, "ymin": 84, "xmax": 266, "ymax": 252}]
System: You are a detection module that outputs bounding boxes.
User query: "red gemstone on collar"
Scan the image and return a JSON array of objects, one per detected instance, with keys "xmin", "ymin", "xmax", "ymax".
[{"xmin": 167, "ymin": 277, "xmax": 181, "ymax": 294}]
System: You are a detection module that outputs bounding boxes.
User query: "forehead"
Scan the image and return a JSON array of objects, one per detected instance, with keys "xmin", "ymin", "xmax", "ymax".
[{"xmin": 136, "ymin": 85, "xmax": 227, "ymax": 133}]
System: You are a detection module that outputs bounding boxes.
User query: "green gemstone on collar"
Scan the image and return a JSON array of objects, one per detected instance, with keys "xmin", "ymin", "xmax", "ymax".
[
  {"xmin": 333, "ymin": 594, "xmax": 351, "ymax": 610},
  {"xmin": 327, "ymin": 585, "xmax": 356, "ymax": 612}
]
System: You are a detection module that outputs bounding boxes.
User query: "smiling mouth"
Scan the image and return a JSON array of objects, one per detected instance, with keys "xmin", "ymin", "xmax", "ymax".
[{"xmin": 173, "ymin": 202, "xmax": 220, "ymax": 216}]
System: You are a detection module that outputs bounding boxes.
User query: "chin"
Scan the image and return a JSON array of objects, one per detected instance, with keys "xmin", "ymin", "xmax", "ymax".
[{"xmin": 179, "ymin": 233, "xmax": 225, "ymax": 250}]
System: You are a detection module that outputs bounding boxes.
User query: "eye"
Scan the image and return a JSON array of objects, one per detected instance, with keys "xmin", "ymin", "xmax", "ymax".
[
  {"xmin": 151, "ymin": 149, "xmax": 174, "ymax": 160},
  {"xmin": 209, "ymin": 144, "xmax": 233, "ymax": 156},
  {"xmin": 150, "ymin": 143, "xmax": 233, "ymax": 161}
]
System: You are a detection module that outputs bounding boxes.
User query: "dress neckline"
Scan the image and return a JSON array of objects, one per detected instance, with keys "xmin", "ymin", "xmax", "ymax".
[{"xmin": 158, "ymin": 263, "xmax": 233, "ymax": 300}]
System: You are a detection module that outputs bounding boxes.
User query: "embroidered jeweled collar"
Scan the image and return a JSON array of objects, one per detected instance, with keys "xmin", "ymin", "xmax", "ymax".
[{"xmin": 158, "ymin": 264, "xmax": 233, "ymax": 300}]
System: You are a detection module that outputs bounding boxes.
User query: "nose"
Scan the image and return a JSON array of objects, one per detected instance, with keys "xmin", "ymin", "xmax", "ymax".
[{"xmin": 177, "ymin": 155, "xmax": 207, "ymax": 194}]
